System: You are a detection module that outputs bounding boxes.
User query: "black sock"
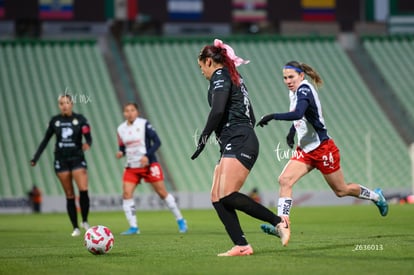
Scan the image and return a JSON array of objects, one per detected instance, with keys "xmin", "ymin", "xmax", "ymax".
[
  {"xmin": 79, "ymin": 190, "xmax": 90, "ymax": 223},
  {"xmin": 66, "ymin": 198, "xmax": 78, "ymax": 229},
  {"xmin": 212, "ymin": 201, "xmax": 248, "ymax": 246},
  {"xmin": 221, "ymin": 192, "xmax": 281, "ymax": 226}
]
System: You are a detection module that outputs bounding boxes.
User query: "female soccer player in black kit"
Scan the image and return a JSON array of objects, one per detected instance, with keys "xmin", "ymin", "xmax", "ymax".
[
  {"xmin": 191, "ymin": 39, "xmax": 287, "ymax": 256},
  {"xmin": 31, "ymin": 94, "xmax": 92, "ymax": 237}
]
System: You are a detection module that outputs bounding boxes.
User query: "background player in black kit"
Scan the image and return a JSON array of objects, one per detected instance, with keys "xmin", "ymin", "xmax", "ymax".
[
  {"xmin": 31, "ymin": 94, "xmax": 92, "ymax": 237},
  {"xmin": 191, "ymin": 39, "xmax": 286, "ymax": 256}
]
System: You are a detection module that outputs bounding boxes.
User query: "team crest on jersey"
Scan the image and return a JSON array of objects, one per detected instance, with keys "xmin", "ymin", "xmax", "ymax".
[
  {"xmin": 55, "ymin": 120, "xmax": 60, "ymax": 127},
  {"xmin": 72, "ymin": 119, "xmax": 78, "ymax": 125}
]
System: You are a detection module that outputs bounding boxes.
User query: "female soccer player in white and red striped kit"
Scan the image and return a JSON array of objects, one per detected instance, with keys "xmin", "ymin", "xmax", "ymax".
[{"xmin": 116, "ymin": 102, "xmax": 187, "ymax": 235}]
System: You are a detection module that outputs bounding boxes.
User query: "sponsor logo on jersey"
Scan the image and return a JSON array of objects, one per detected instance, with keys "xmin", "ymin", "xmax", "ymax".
[
  {"xmin": 298, "ymin": 86, "xmax": 311, "ymax": 96},
  {"xmin": 213, "ymin": 79, "xmax": 224, "ymax": 90},
  {"xmin": 61, "ymin": 128, "xmax": 73, "ymax": 139},
  {"xmin": 240, "ymin": 153, "xmax": 252, "ymax": 159}
]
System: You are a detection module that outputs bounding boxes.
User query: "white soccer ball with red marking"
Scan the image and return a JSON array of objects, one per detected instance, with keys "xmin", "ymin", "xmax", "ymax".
[{"xmin": 84, "ymin": 225, "xmax": 114, "ymax": 255}]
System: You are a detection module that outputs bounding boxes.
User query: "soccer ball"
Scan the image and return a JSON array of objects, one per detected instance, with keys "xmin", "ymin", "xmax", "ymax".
[{"xmin": 84, "ymin": 225, "xmax": 114, "ymax": 255}]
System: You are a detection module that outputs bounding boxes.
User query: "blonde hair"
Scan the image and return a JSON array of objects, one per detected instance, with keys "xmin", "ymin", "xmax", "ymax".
[{"xmin": 284, "ymin": 61, "xmax": 323, "ymax": 88}]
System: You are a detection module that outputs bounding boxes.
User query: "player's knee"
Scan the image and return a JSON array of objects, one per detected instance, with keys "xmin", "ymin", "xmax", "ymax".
[
  {"xmin": 210, "ymin": 193, "xmax": 219, "ymax": 202},
  {"xmin": 278, "ymin": 175, "xmax": 293, "ymax": 188}
]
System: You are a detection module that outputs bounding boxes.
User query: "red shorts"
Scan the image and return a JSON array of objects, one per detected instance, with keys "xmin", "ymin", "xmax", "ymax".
[
  {"xmin": 123, "ymin": 162, "xmax": 164, "ymax": 184},
  {"xmin": 291, "ymin": 139, "xmax": 341, "ymax": 174}
]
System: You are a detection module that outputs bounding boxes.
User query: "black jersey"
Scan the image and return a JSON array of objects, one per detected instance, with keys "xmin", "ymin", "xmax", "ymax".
[
  {"xmin": 201, "ymin": 68, "xmax": 256, "ymax": 139},
  {"xmin": 32, "ymin": 112, "xmax": 92, "ymax": 162}
]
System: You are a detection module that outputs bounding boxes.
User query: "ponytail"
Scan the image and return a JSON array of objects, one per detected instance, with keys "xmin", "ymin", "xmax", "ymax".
[
  {"xmin": 284, "ymin": 61, "xmax": 323, "ymax": 88},
  {"xmin": 199, "ymin": 39, "xmax": 249, "ymax": 86}
]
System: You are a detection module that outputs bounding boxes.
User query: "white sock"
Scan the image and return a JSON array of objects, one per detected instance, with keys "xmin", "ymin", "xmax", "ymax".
[
  {"xmin": 123, "ymin": 199, "xmax": 137, "ymax": 228},
  {"xmin": 278, "ymin": 197, "xmax": 293, "ymax": 216},
  {"xmin": 359, "ymin": 185, "xmax": 380, "ymax": 201},
  {"xmin": 164, "ymin": 194, "xmax": 183, "ymax": 220}
]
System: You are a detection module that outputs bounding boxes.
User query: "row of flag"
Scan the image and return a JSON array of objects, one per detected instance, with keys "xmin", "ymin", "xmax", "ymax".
[
  {"xmin": 0, "ymin": 0, "xmax": 137, "ymax": 21},
  {"xmin": 39, "ymin": 0, "xmax": 138, "ymax": 21},
  {"xmin": 0, "ymin": 0, "xmax": 389, "ymax": 23}
]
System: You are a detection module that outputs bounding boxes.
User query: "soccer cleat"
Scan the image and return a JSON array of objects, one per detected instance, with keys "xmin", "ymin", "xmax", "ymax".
[
  {"xmin": 373, "ymin": 188, "xmax": 388, "ymax": 217},
  {"xmin": 120, "ymin": 227, "xmax": 140, "ymax": 235},
  {"xmin": 217, "ymin": 245, "xmax": 253, "ymax": 256},
  {"xmin": 276, "ymin": 216, "xmax": 291, "ymax": 247},
  {"xmin": 260, "ymin": 224, "xmax": 280, "ymax": 238},
  {"xmin": 71, "ymin": 228, "xmax": 81, "ymax": 237},
  {"xmin": 81, "ymin": 222, "xmax": 90, "ymax": 230},
  {"xmin": 177, "ymin": 219, "xmax": 188, "ymax": 233}
]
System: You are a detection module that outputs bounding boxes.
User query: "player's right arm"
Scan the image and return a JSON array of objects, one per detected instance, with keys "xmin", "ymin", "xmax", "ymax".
[
  {"xmin": 31, "ymin": 119, "xmax": 55, "ymax": 166},
  {"xmin": 116, "ymin": 132, "xmax": 125, "ymax": 159}
]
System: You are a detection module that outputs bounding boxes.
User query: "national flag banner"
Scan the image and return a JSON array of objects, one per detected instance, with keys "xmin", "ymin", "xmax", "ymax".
[
  {"xmin": 301, "ymin": 0, "xmax": 336, "ymax": 22},
  {"xmin": 0, "ymin": 0, "xmax": 4, "ymax": 19},
  {"xmin": 114, "ymin": 0, "xmax": 138, "ymax": 20},
  {"xmin": 233, "ymin": 0, "xmax": 267, "ymax": 23},
  {"xmin": 168, "ymin": 0, "xmax": 203, "ymax": 21},
  {"xmin": 39, "ymin": 0, "xmax": 74, "ymax": 20}
]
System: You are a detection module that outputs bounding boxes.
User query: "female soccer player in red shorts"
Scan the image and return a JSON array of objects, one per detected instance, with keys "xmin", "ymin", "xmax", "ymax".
[
  {"xmin": 116, "ymin": 102, "xmax": 187, "ymax": 235},
  {"xmin": 257, "ymin": 61, "xmax": 388, "ymax": 246}
]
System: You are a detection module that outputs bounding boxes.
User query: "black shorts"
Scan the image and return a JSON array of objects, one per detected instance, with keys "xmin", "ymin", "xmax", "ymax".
[
  {"xmin": 54, "ymin": 157, "xmax": 87, "ymax": 173},
  {"xmin": 218, "ymin": 125, "xmax": 259, "ymax": 170}
]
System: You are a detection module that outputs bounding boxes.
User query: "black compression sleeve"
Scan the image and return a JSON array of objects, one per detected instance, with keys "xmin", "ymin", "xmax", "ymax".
[
  {"xmin": 84, "ymin": 132, "xmax": 92, "ymax": 146},
  {"xmin": 119, "ymin": 145, "xmax": 126, "ymax": 155},
  {"xmin": 32, "ymin": 123, "xmax": 54, "ymax": 162},
  {"xmin": 201, "ymin": 91, "xmax": 229, "ymax": 137}
]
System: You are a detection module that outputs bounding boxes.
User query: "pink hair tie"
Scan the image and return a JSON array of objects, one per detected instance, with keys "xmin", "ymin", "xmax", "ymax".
[{"xmin": 213, "ymin": 39, "xmax": 250, "ymax": 67}]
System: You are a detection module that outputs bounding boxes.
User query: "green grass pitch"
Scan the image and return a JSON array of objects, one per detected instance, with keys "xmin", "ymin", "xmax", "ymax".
[{"xmin": 0, "ymin": 204, "xmax": 413, "ymax": 275}]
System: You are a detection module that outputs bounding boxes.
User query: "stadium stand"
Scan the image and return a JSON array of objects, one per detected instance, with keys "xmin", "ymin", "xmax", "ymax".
[
  {"xmin": 362, "ymin": 35, "xmax": 414, "ymax": 124},
  {"xmin": 123, "ymin": 36, "xmax": 411, "ymax": 193},
  {"xmin": 0, "ymin": 40, "xmax": 125, "ymax": 197}
]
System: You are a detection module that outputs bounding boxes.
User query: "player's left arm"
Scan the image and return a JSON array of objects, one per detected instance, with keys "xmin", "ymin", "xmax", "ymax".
[
  {"xmin": 257, "ymin": 87, "xmax": 310, "ymax": 127},
  {"xmin": 80, "ymin": 115, "xmax": 92, "ymax": 151},
  {"xmin": 145, "ymin": 122, "xmax": 161, "ymax": 157}
]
